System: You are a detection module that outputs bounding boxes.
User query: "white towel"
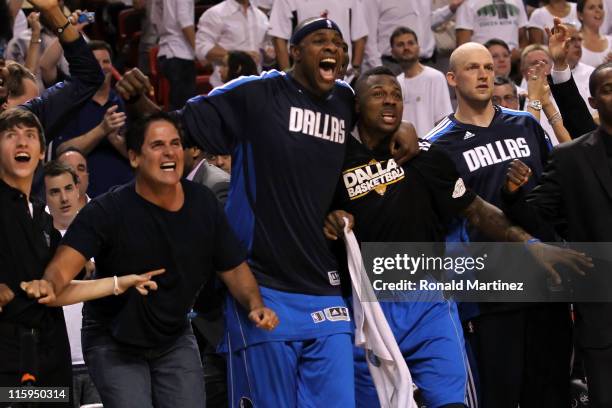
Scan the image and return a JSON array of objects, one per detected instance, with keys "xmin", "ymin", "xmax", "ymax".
[{"xmin": 342, "ymin": 220, "xmax": 416, "ymax": 408}]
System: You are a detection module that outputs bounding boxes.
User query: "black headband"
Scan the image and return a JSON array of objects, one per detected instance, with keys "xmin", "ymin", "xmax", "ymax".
[{"xmin": 290, "ymin": 18, "xmax": 343, "ymax": 46}]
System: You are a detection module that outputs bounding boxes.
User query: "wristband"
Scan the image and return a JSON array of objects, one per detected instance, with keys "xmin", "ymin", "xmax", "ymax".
[
  {"xmin": 56, "ymin": 19, "xmax": 71, "ymax": 36},
  {"xmin": 113, "ymin": 275, "xmax": 120, "ymax": 295}
]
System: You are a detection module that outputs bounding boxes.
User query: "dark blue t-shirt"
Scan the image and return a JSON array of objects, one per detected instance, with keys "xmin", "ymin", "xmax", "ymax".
[
  {"xmin": 176, "ymin": 70, "xmax": 355, "ymax": 295},
  {"xmin": 53, "ymin": 90, "xmax": 133, "ymax": 197},
  {"xmin": 62, "ymin": 180, "xmax": 246, "ymax": 347}
]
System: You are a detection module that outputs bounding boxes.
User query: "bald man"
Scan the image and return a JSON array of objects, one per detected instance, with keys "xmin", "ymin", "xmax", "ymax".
[{"xmin": 424, "ymin": 43, "xmax": 573, "ymax": 408}]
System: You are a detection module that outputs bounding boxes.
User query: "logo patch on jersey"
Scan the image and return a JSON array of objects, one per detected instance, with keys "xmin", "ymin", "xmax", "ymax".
[
  {"xmin": 328, "ymin": 271, "xmax": 341, "ymax": 286},
  {"xmin": 324, "ymin": 306, "xmax": 350, "ymax": 322},
  {"xmin": 462, "ymin": 138, "xmax": 531, "ymax": 172},
  {"xmin": 311, "ymin": 311, "xmax": 326, "ymax": 323},
  {"xmin": 464, "ymin": 131, "xmax": 476, "ymax": 140},
  {"xmin": 342, "ymin": 159, "xmax": 405, "ymax": 200},
  {"xmin": 452, "ymin": 178, "xmax": 466, "ymax": 198},
  {"xmin": 288, "ymin": 107, "xmax": 345, "ymax": 144}
]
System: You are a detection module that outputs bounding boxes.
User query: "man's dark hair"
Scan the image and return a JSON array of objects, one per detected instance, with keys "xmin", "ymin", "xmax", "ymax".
[
  {"xmin": 88, "ymin": 40, "xmax": 114, "ymax": 59},
  {"xmin": 589, "ymin": 61, "xmax": 612, "ymax": 96},
  {"xmin": 126, "ymin": 111, "xmax": 183, "ymax": 153},
  {"xmin": 484, "ymin": 38, "xmax": 511, "ymax": 53},
  {"xmin": 43, "ymin": 160, "xmax": 79, "ymax": 185},
  {"xmin": 494, "ymin": 75, "xmax": 514, "ymax": 87},
  {"xmin": 5, "ymin": 62, "xmax": 36, "ymax": 99},
  {"xmin": 226, "ymin": 51, "xmax": 258, "ymax": 82},
  {"xmin": 390, "ymin": 26, "xmax": 418, "ymax": 48},
  {"xmin": 0, "ymin": 108, "xmax": 45, "ymax": 149},
  {"xmin": 355, "ymin": 66, "xmax": 398, "ymax": 98}
]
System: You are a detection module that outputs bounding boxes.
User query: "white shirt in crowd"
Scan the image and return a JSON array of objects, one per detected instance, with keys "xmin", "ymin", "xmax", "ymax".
[
  {"xmin": 527, "ymin": 3, "xmax": 580, "ymax": 43},
  {"xmin": 195, "ymin": 0, "xmax": 269, "ymax": 62},
  {"xmin": 362, "ymin": 0, "xmax": 455, "ymax": 70},
  {"xmin": 154, "ymin": 0, "xmax": 195, "ymax": 60},
  {"xmin": 196, "ymin": 0, "xmax": 269, "ymax": 87},
  {"xmin": 397, "ymin": 66, "xmax": 453, "ymax": 138},
  {"xmin": 581, "ymin": 36, "xmax": 612, "ymax": 68},
  {"xmin": 455, "ymin": 0, "xmax": 528, "ymax": 51},
  {"xmin": 268, "ymin": 0, "xmax": 368, "ymax": 65}
]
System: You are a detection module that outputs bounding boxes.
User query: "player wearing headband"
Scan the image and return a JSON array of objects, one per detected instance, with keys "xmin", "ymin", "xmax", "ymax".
[{"xmin": 114, "ymin": 17, "xmax": 421, "ymax": 408}]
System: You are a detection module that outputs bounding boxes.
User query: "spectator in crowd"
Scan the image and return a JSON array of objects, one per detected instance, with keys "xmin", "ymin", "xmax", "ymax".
[
  {"xmin": 268, "ymin": 0, "xmax": 368, "ymax": 75},
  {"xmin": 24, "ymin": 112, "xmax": 278, "ymax": 407},
  {"xmin": 362, "ymin": 0, "xmax": 464, "ymax": 73},
  {"xmin": 43, "ymin": 160, "xmax": 102, "ymax": 408},
  {"xmin": 528, "ymin": 0, "xmax": 581, "ymax": 44},
  {"xmin": 195, "ymin": 0, "xmax": 269, "ymax": 88},
  {"xmin": 579, "ymin": 0, "xmax": 612, "ymax": 67},
  {"xmin": 501, "ymin": 23, "xmax": 612, "ymax": 406},
  {"xmin": 2, "ymin": 61, "xmax": 39, "ymax": 109},
  {"xmin": 36, "ymin": 8, "xmax": 91, "ymax": 88},
  {"xmin": 57, "ymin": 146, "xmax": 89, "ymax": 208},
  {"xmin": 154, "ymin": 0, "xmax": 196, "ymax": 110},
  {"xmin": 5, "ymin": 12, "xmax": 45, "ymax": 89},
  {"xmin": 392, "ymin": 27, "xmax": 452, "ymax": 138},
  {"xmin": 137, "ymin": 0, "xmax": 158, "ymax": 76},
  {"xmin": 115, "ymin": 17, "xmax": 418, "ymax": 407},
  {"xmin": 52, "ymin": 40, "xmax": 133, "ymax": 198},
  {"xmin": 0, "ymin": 107, "xmax": 73, "ymax": 403},
  {"xmin": 0, "ymin": 0, "xmax": 104, "ymax": 398},
  {"xmin": 1, "ymin": 0, "xmax": 28, "ymax": 57},
  {"xmin": 206, "ymin": 152, "xmax": 231, "ymax": 174},
  {"xmin": 455, "ymin": 0, "xmax": 529, "ymax": 63},
  {"xmin": 485, "ymin": 38, "xmax": 512, "ymax": 78},
  {"xmin": 425, "ymin": 42, "xmax": 574, "ymax": 408},
  {"xmin": 219, "ymin": 50, "xmax": 259, "ymax": 83}
]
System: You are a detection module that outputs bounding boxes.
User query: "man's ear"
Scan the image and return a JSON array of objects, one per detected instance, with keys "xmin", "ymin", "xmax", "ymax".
[
  {"xmin": 290, "ymin": 44, "xmax": 301, "ymax": 64},
  {"xmin": 446, "ymin": 71, "xmax": 457, "ymax": 88},
  {"xmin": 589, "ymin": 96, "xmax": 597, "ymax": 111},
  {"xmin": 128, "ymin": 150, "xmax": 139, "ymax": 169}
]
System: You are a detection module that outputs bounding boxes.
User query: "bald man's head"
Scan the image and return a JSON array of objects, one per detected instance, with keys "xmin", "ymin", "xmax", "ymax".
[
  {"xmin": 449, "ymin": 42, "xmax": 493, "ymax": 73},
  {"xmin": 446, "ymin": 42, "xmax": 495, "ymax": 108}
]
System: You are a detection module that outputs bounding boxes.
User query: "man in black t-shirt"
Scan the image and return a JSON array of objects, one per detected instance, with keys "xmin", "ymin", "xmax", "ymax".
[
  {"xmin": 325, "ymin": 67, "xmax": 590, "ymax": 408},
  {"xmin": 24, "ymin": 112, "xmax": 278, "ymax": 407}
]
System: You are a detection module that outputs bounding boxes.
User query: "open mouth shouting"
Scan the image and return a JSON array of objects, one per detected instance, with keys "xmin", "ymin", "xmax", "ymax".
[
  {"xmin": 319, "ymin": 57, "xmax": 338, "ymax": 82},
  {"xmin": 15, "ymin": 152, "xmax": 31, "ymax": 163},
  {"xmin": 381, "ymin": 110, "xmax": 398, "ymax": 125},
  {"xmin": 160, "ymin": 161, "xmax": 177, "ymax": 172}
]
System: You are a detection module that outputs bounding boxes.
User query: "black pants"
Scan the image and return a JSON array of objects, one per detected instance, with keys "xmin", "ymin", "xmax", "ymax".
[
  {"xmin": 467, "ymin": 304, "xmax": 572, "ymax": 408},
  {"xmin": 158, "ymin": 56, "xmax": 196, "ymax": 111},
  {"xmin": 583, "ymin": 343, "xmax": 612, "ymax": 408},
  {"xmin": 0, "ymin": 320, "xmax": 72, "ymax": 407}
]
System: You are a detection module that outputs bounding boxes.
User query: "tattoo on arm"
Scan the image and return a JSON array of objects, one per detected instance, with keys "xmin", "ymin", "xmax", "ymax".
[{"xmin": 462, "ymin": 196, "xmax": 532, "ymax": 242}]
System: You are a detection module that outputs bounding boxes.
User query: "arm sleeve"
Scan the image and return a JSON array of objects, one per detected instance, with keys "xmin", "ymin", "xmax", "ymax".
[
  {"xmin": 350, "ymin": 0, "xmax": 369, "ymax": 41},
  {"xmin": 61, "ymin": 200, "xmax": 113, "ymax": 261},
  {"xmin": 454, "ymin": 3, "xmax": 474, "ymax": 31},
  {"xmin": 431, "ymin": 5, "xmax": 454, "ymax": 30},
  {"xmin": 195, "ymin": 9, "xmax": 223, "ymax": 61},
  {"xmin": 176, "ymin": 0, "xmax": 195, "ymax": 29},
  {"xmin": 22, "ymin": 35, "xmax": 105, "ymax": 141},
  {"xmin": 416, "ymin": 145, "xmax": 477, "ymax": 220},
  {"xmin": 212, "ymin": 199, "xmax": 247, "ymax": 271},
  {"xmin": 548, "ymin": 74, "xmax": 597, "ymax": 138},
  {"xmin": 268, "ymin": 0, "xmax": 293, "ymax": 39},
  {"xmin": 175, "ymin": 77, "xmax": 255, "ymax": 155}
]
